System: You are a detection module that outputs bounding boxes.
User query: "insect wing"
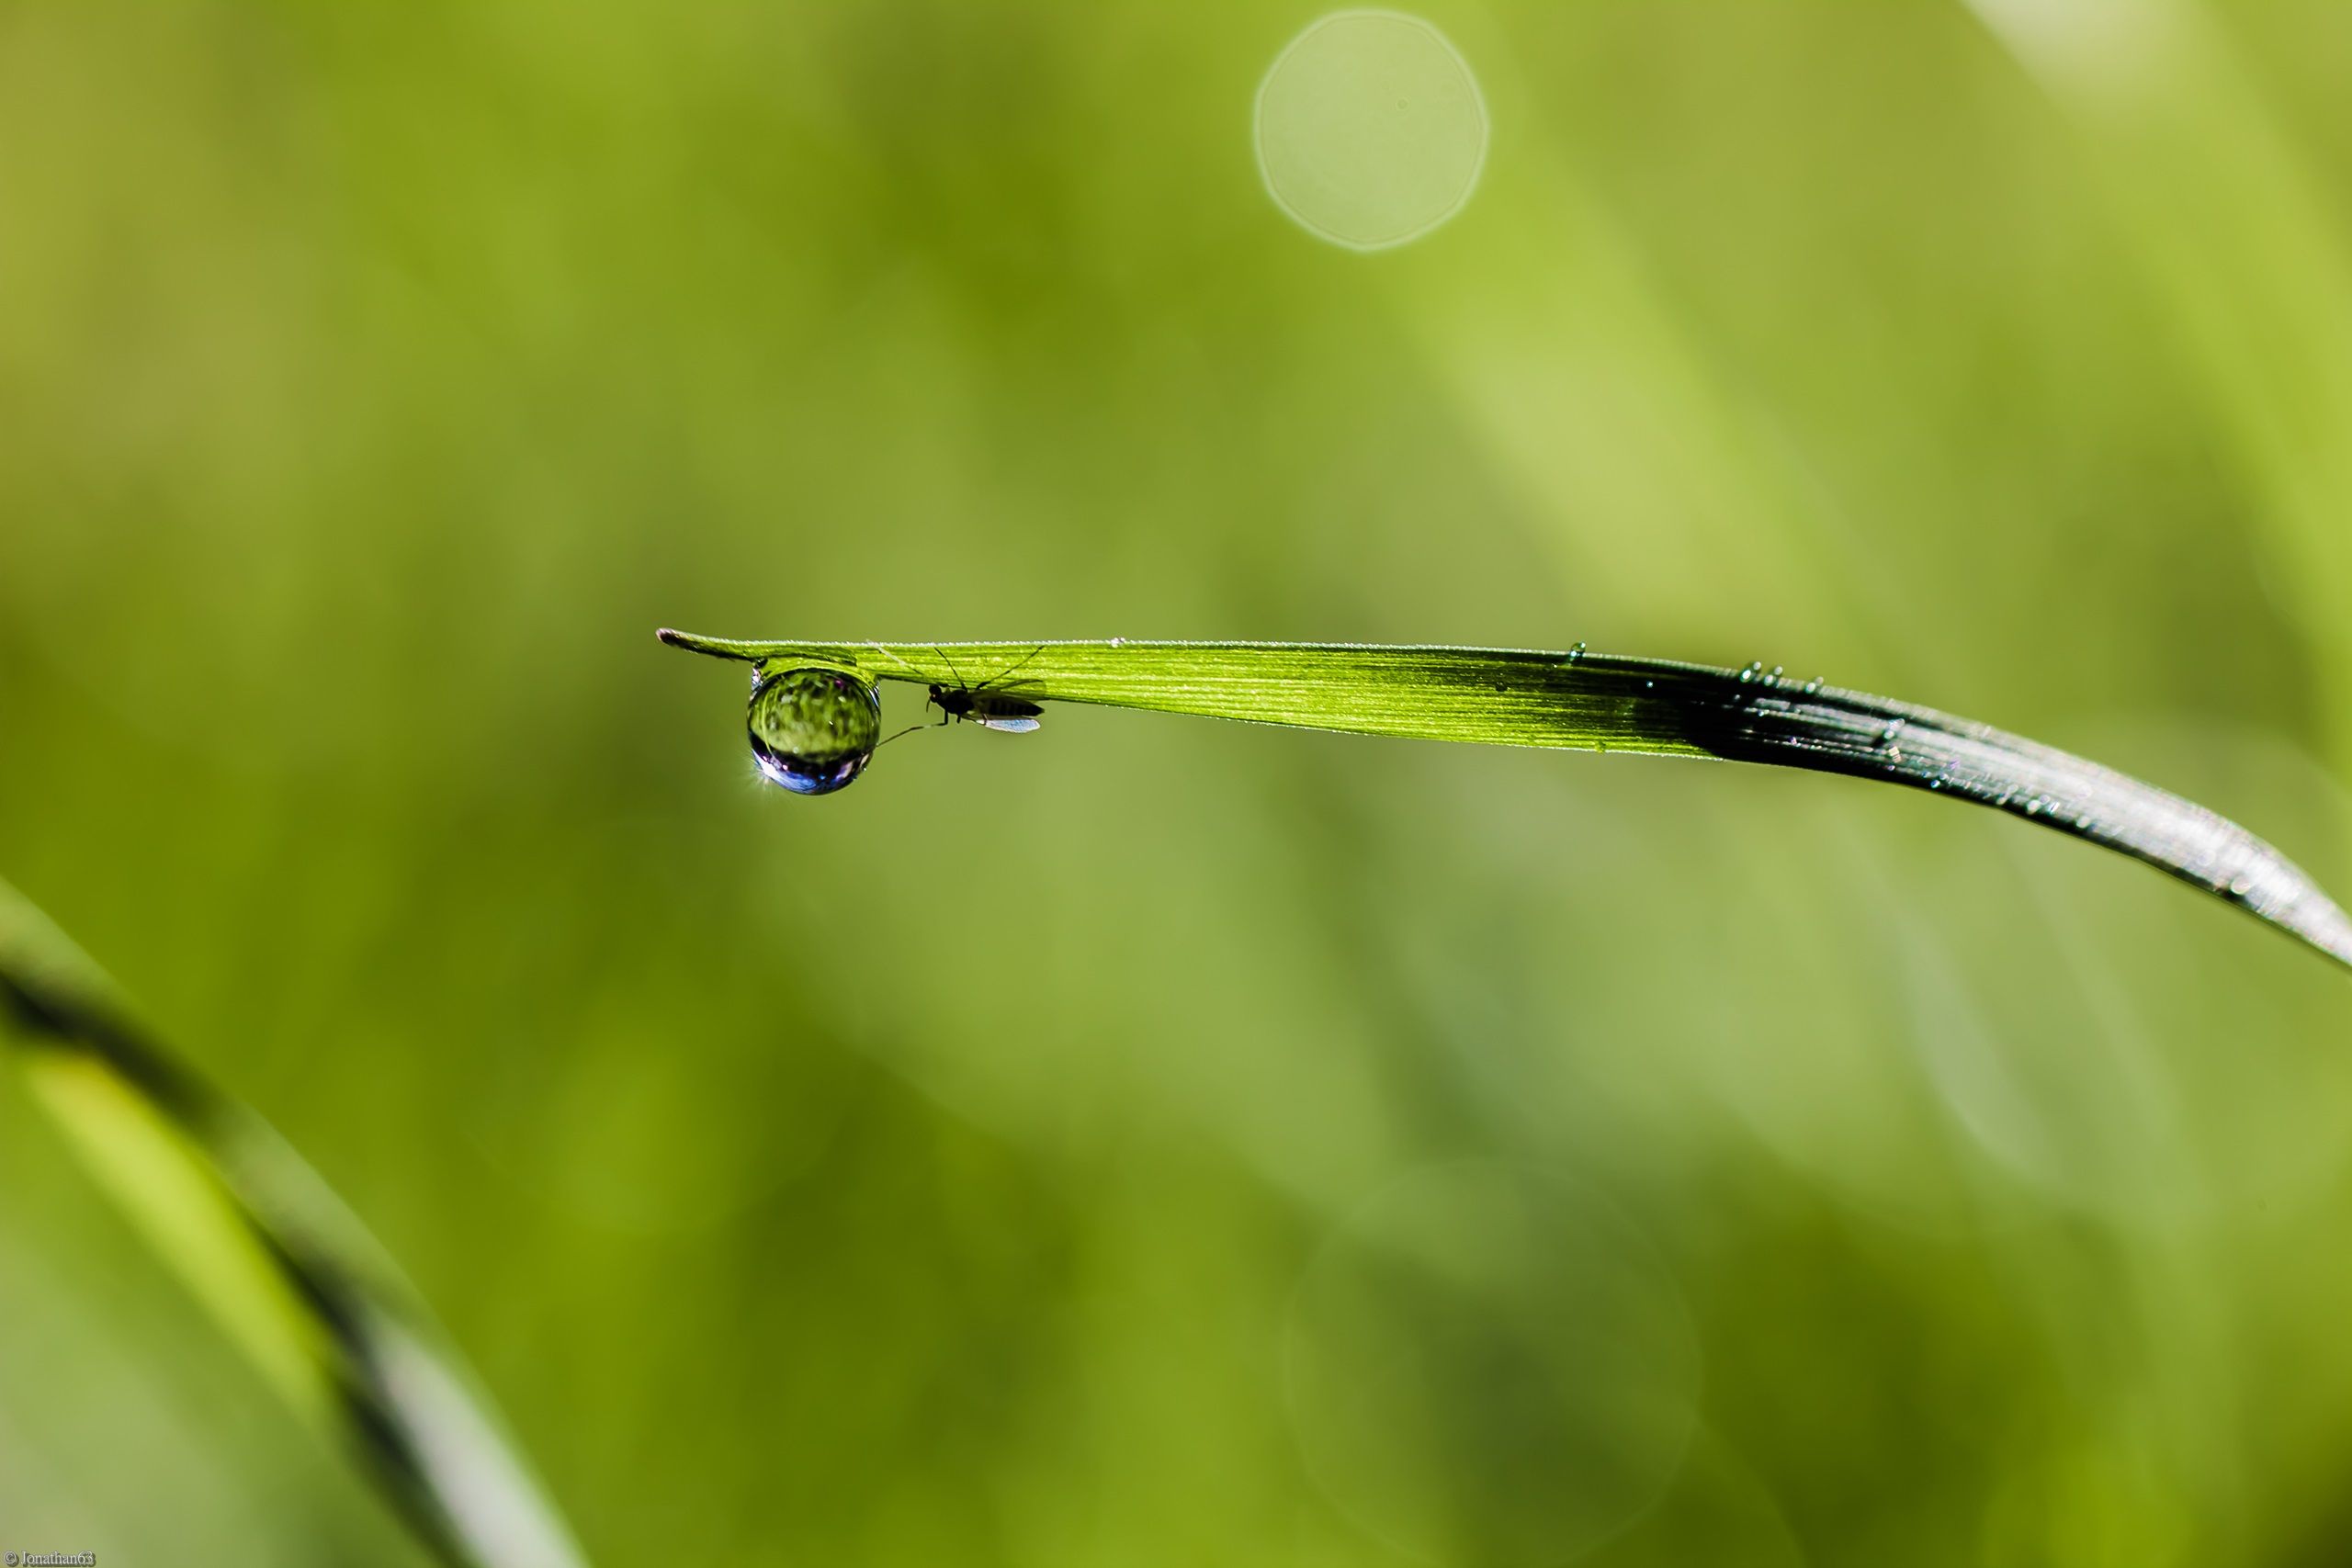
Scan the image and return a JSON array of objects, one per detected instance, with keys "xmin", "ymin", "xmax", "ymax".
[{"xmin": 978, "ymin": 714, "xmax": 1042, "ymax": 733}]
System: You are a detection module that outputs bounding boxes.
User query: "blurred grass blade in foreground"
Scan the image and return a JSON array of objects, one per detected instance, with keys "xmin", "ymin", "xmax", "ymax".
[
  {"xmin": 662, "ymin": 631, "xmax": 2352, "ymax": 972},
  {"xmin": 0, "ymin": 878, "xmax": 586, "ymax": 1568}
]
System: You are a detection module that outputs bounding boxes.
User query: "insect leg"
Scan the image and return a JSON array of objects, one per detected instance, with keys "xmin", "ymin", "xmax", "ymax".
[
  {"xmin": 977, "ymin": 644, "xmax": 1047, "ymax": 693},
  {"xmin": 874, "ymin": 721, "xmax": 933, "ymax": 750}
]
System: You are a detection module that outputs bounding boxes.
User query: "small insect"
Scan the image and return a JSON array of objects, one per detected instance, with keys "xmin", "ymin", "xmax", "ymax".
[{"xmin": 926, "ymin": 645, "xmax": 1046, "ymax": 732}]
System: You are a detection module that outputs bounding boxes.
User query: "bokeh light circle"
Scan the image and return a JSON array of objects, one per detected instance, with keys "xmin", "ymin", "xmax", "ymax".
[{"xmin": 1254, "ymin": 10, "xmax": 1488, "ymax": 251}]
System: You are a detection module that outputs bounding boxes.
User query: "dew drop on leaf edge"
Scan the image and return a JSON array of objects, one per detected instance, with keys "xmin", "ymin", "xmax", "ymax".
[{"xmin": 747, "ymin": 666, "xmax": 883, "ymax": 795}]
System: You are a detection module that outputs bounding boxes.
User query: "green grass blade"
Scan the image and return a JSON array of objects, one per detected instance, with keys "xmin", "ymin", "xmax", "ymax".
[
  {"xmin": 662, "ymin": 630, "xmax": 2352, "ymax": 972},
  {"xmin": 0, "ymin": 878, "xmax": 587, "ymax": 1568}
]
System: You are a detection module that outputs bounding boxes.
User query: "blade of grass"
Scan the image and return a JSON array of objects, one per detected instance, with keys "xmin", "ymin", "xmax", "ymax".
[
  {"xmin": 662, "ymin": 630, "xmax": 2352, "ymax": 972},
  {"xmin": 0, "ymin": 877, "xmax": 587, "ymax": 1568}
]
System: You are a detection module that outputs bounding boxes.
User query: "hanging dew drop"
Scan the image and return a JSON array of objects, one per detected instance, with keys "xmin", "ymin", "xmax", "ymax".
[{"xmin": 746, "ymin": 666, "xmax": 883, "ymax": 795}]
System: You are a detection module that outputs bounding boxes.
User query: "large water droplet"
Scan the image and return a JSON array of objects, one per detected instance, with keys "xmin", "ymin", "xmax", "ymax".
[{"xmin": 747, "ymin": 667, "xmax": 881, "ymax": 795}]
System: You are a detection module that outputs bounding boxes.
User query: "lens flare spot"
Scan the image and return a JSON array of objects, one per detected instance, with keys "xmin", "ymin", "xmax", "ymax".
[{"xmin": 1255, "ymin": 11, "xmax": 1488, "ymax": 252}]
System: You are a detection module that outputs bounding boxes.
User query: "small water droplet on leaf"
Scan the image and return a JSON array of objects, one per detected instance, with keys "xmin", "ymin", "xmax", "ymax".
[{"xmin": 747, "ymin": 666, "xmax": 882, "ymax": 795}]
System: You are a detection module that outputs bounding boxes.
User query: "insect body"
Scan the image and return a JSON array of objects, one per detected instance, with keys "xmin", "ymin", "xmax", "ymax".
[
  {"xmin": 929, "ymin": 683, "xmax": 1043, "ymax": 732},
  {"xmin": 925, "ymin": 646, "xmax": 1046, "ymax": 733}
]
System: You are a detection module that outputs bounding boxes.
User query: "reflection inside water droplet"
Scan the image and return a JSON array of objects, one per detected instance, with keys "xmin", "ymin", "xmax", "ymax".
[{"xmin": 747, "ymin": 666, "xmax": 882, "ymax": 795}]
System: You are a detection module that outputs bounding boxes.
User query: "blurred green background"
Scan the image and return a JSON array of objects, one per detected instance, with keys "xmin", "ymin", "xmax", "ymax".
[{"xmin": 7, "ymin": 1, "xmax": 2352, "ymax": 1562}]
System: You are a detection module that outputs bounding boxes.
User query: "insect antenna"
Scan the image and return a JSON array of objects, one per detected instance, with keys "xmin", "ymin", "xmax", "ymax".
[
  {"xmin": 862, "ymin": 642, "xmax": 928, "ymax": 682},
  {"xmin": 934, "ymin": 645, "xmax": 969, "ymax": 693}
]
